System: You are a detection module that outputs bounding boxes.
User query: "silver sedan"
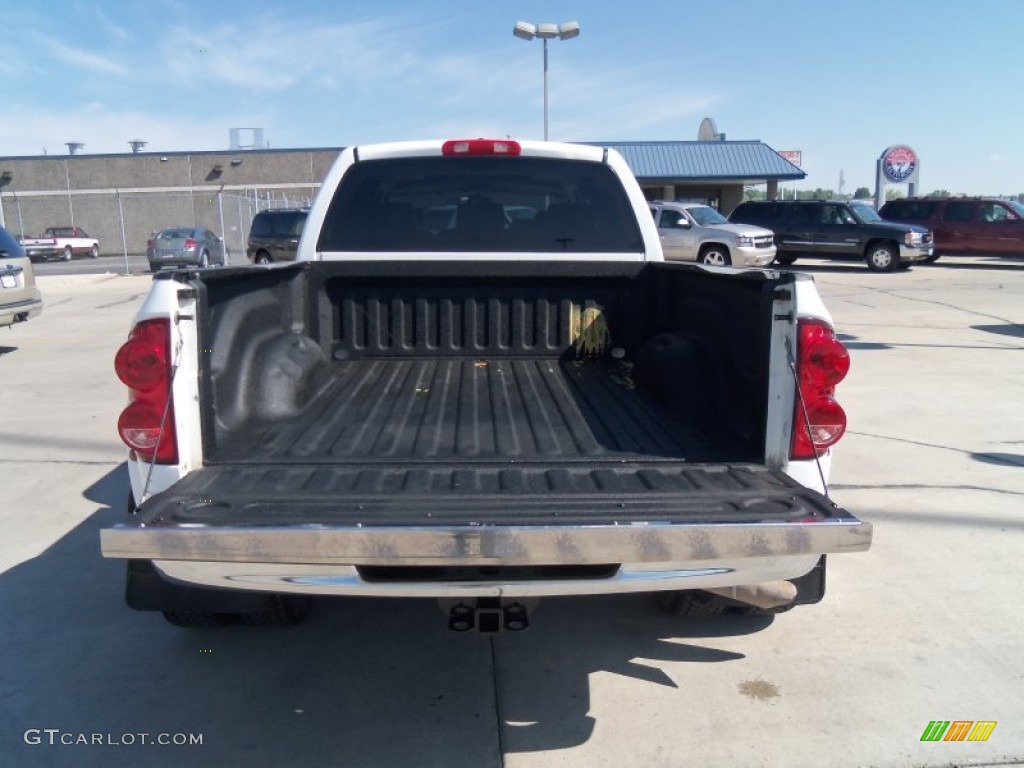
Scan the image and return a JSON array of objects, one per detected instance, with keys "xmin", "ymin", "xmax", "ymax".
[{"xmin": 146, "ymin": 228, "xmax": 225, "ymax": 271}]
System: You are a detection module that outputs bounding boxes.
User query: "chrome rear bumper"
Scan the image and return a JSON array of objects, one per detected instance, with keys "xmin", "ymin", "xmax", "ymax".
[
  {"xmin": 102, "ymin": 517, "xmax": 871, "ymax": 566},
  {"xmin": 102, "ymin": 517, "xmax": 870, "ymax": 596}
]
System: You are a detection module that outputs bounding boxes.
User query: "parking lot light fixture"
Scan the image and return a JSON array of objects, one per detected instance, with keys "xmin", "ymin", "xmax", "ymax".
[
  {"xmin": 512, "ymin": 20, "xmax": 580, "ymax": 140},
  {"xmin": 0, "ymin": 171, "xmax": 11, "ymax": 229}
]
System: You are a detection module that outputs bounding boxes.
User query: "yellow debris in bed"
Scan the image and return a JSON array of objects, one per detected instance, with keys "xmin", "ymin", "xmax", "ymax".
[{"xmin": 571, "ymin": 303, "xmax": 610, "ymax": 358}]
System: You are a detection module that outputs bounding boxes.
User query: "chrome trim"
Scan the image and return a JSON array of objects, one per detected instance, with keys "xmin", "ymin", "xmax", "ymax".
[
  {"xmin": 102, "ymin": 518, "xmax": 871, "ymax": 565},
  {"xmin": 899, "ymin": 243, "xmax": 932, "ymax": 261},
  {"xmin": 152, "ymin": 554, "xmax": 822, "ymax": 597}
]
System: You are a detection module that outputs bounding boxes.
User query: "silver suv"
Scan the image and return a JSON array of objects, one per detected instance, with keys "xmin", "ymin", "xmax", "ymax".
[
  {"xmin": 1, "ymin": 225, "xmax": 43, "ymax": 327},
  {"xmin": 650, "ymin": 201, "xmax": 776, "ymax": 267}
]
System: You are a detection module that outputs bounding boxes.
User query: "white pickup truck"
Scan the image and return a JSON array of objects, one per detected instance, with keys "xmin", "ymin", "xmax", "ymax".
[
  {"xmin": 20, "ymin": 226, "xmax": 99, "ymax": 261},
  {"xmin": 101, "ymin": 139, "xmax": 871, "ymax": 631}
]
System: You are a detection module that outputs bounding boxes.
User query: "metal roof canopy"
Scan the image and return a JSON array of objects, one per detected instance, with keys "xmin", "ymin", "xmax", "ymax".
[{"xmin": 586, "ymin": 140, "xmax": 805, "ymax": 183}]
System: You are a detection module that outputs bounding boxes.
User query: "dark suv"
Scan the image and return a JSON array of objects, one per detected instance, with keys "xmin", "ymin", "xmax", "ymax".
[
  {"xmin": 246, "ymin": 208, "xmax": 308, "ymax": 264},
  {"xmin": 879, "ymin": 197, "xmax": 1024, "ymax": 260},
  {"xmin": 729, "ymin": 200, "xmax": 933, "ymax": 272}
]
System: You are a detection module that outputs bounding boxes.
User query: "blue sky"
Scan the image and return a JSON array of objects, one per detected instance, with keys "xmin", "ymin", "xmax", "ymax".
[{"xmin": 3, "ymin": 0, "xmax": 1023, "ymax": 195}]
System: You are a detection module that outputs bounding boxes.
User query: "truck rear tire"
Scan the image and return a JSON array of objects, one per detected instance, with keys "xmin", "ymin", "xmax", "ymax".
[
  {"xmin": 62, "ymin": 246, "xmax": 73, "ymax": 261},
  {"xmin": 655, "ymin": 590, "xmax": 725, "ymax": 617},
  {"xmin": 125, "ymin": 541, "xmax": 310, "ymax": 628},
  {"xmin": 162, "ymin": 610, "xmax": 225, "ymax": 628},
  {"xmin": 738, "ymin": 603, "xmax": 795, "ymax": 616},
  {"xmin": 240, "ymin": 595, "xmax": 311, "ymax": 626},
  {"xmin": 161, "ymin": 595, "xmax": 309, "ymax": 628}
]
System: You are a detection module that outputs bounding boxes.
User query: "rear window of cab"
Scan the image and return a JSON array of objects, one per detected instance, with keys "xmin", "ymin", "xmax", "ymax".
[{"xmin": 316, "ymin": 156, "xmax": 644, "ymax": 253}]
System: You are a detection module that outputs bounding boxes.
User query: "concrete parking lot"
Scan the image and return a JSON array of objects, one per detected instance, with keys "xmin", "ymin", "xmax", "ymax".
[
  {"xmin": 1, "ymin": 258, "xmax": 1022, "ymax": 768},
  {"xmin": 28, "ymin": 250, "xmax": 249, "ymax": 277}
]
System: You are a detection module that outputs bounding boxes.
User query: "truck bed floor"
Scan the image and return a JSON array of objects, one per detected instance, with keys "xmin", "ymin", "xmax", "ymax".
[
  {"xmin": 222, "ymin": 357, "xmax": 717, "ymax": 464},
  {"xmin": 137, "ymin": 357, "xmax": 842, "ymax": 529}
]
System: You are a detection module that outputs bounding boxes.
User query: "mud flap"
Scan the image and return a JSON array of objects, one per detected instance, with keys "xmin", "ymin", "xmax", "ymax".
[{"xmin": 790, "ymin": 555, "xmax": 827, "ymax": 605}]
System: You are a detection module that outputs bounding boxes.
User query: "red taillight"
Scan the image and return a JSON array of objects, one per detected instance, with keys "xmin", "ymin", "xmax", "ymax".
[
  {"xmin": 115, "ymin": 318, "xmax": 178, "ymax": 464},
  {"xmin": 791, "ymin": 319, "xmax": 849, "ymax": 460},
  {"xmin": 183, "ymin": 238, "xmax": 198, "ymax": 250},
  {"xmin": 800, "ymin": 324, "xmax": 850, "ymax": 389},
  {"xmin": 442, "ymin": 139, "xmax": 521, "ymax": 156},
  {"xmin": 146, "ymin": 239, "xmax": 155, "ymax": 249},
  {"xmin": 115, "ymin": 322, "xmax": 168, "ymax": 391}
]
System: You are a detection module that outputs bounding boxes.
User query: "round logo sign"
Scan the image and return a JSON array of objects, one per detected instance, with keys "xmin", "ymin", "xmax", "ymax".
[{"xmin": 882, "ymin": 145, "xmax": 918, "ymax": 183}]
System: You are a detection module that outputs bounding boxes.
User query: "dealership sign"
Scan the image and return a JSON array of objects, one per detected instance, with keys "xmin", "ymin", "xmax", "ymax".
[
  {"xmin": 880, "ymin": 145, "xmax": 919, "ymax": 183},
  {"xmin": 778, "ymin": 150, "xmax": 802, "ymax": 167}
]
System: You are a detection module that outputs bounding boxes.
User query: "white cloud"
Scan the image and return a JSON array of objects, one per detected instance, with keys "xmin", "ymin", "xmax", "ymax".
[
  {"xmin": 93, "ymin": 7, "xmax": 132, "ymax": 42},
  {"xmin": 2, "ymin": 11, "xmax": 724, "ymax": 157},
  {"xmin": 0, "ymin": 102, "xmax": 254, "ymax": 156},
  {"xmin": 32, "ymin": 35, "xmax": 129, "ymax": 76},
  {"xmin": 153, "ymin": 16, "xmax": 421, "ymax": 94}
]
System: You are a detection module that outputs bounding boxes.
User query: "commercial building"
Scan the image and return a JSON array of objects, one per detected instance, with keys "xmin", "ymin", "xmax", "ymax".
[{"xmin": 0, "ymin": 126, "xmax": 803, "ymax": 259}]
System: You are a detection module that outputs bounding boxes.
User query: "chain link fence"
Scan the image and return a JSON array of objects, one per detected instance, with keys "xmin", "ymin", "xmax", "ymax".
[{"xmin": 1, "ymin": 186, "xmax": 315, "ymax": 266}]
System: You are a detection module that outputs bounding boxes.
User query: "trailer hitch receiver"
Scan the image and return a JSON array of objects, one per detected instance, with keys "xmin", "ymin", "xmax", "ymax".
[{"xmin": 447, "ymin": 598, "xmax": 531, "ymax": 633}]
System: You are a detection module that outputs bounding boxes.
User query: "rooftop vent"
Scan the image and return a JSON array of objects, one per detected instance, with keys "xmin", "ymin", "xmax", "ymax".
[{"xmin": 229, "ymin": 128, "xmax": 265, "ymax": 151}]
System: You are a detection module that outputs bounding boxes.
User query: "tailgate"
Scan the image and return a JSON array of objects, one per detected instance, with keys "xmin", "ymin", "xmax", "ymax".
[{"xmin": 101, "ymin": 462, "xmax": 871, "ymax": 565}]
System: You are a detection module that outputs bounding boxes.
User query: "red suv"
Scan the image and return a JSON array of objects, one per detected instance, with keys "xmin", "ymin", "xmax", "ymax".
[{"xmin": 879, "ymin": 197, "xmax": 1024, "ymax": 261}]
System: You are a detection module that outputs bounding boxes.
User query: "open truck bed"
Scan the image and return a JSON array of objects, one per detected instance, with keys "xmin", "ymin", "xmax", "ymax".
[
  {"xmin": 104, "ymin": 261, "xmax": 869, "ymax": 581},
  {"xmin": 102, "ymin": 139, "xmax": 870, "ymax": 628}
]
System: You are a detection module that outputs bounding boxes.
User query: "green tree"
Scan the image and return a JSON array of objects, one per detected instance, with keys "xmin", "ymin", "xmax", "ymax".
[
  {"xmin": 925, "ymin": 189, "xmax": 951, "ymax": 197},
  {"xmin": 795, "ymin": 188, "xmax": 835, "ymax": 200},
  {"xmin": 885, "ymin": 189, "xmax": 905, "ymax": 201},
  {"xmin": 853, "ymin": 187, "xmax": 871, "ymax": 199}
]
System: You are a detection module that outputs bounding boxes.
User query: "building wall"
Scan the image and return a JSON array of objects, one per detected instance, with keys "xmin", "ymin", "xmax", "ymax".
[
  {"xmin": 0, "ymin": 149, "xmax": 341, "ymax": 259},
  {"xmin": 640, "ymin": 182, "xmax": 746, "ymax": 214},
  {"xmin": 3, "ymin": 147, "xmax": 764, "ymax": 256}
]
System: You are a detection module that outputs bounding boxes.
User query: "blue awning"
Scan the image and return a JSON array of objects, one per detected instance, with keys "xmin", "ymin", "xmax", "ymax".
[{"xmin": 583, "ymin": 141, "xmax": 805, "ymax": 182}]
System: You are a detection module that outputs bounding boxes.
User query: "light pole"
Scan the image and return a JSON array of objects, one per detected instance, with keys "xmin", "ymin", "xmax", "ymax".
[
  {"xmin": 0, "ymin": 171, "xmax": 11, "ymax": 229},
  {"xmin": 513, "ymin": 21, "xmax": 580, "ymax": 140}
]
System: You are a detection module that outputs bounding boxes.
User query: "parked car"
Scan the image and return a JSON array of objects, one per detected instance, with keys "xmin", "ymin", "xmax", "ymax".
[
  {"xmin": 879, "ymin": 197, "xmax": 1024, "ymax": 261},
  {"xmin": 20, "ymin": 226, "xmax": 99, "ymax": 261},
  {"xmin": 1, "ymin": 225, "xmax": 43, "ymax": 327},
  {"xmin": 247, "ymin": 208, "xmax": 308, "ymax": 264},
  {"xmin": 729, "ymin": 200, "xmax": 933, "ymax": 272},
  {"xmin": 649, "ymin": 201, "xmax": 776, "ymax": 267},
  {"xmin": 146, "ymin": 228, "xmax": 225, "ymax": 272}
]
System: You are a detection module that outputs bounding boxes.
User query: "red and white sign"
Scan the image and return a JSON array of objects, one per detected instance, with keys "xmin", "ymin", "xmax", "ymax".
[
  {"xmin": 881, "ymin": 145, "xmax": 918, "ymax": 183},
  {"xmin": 778, "ymin": 150, "xmax": 802, "ymax": 167}
]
